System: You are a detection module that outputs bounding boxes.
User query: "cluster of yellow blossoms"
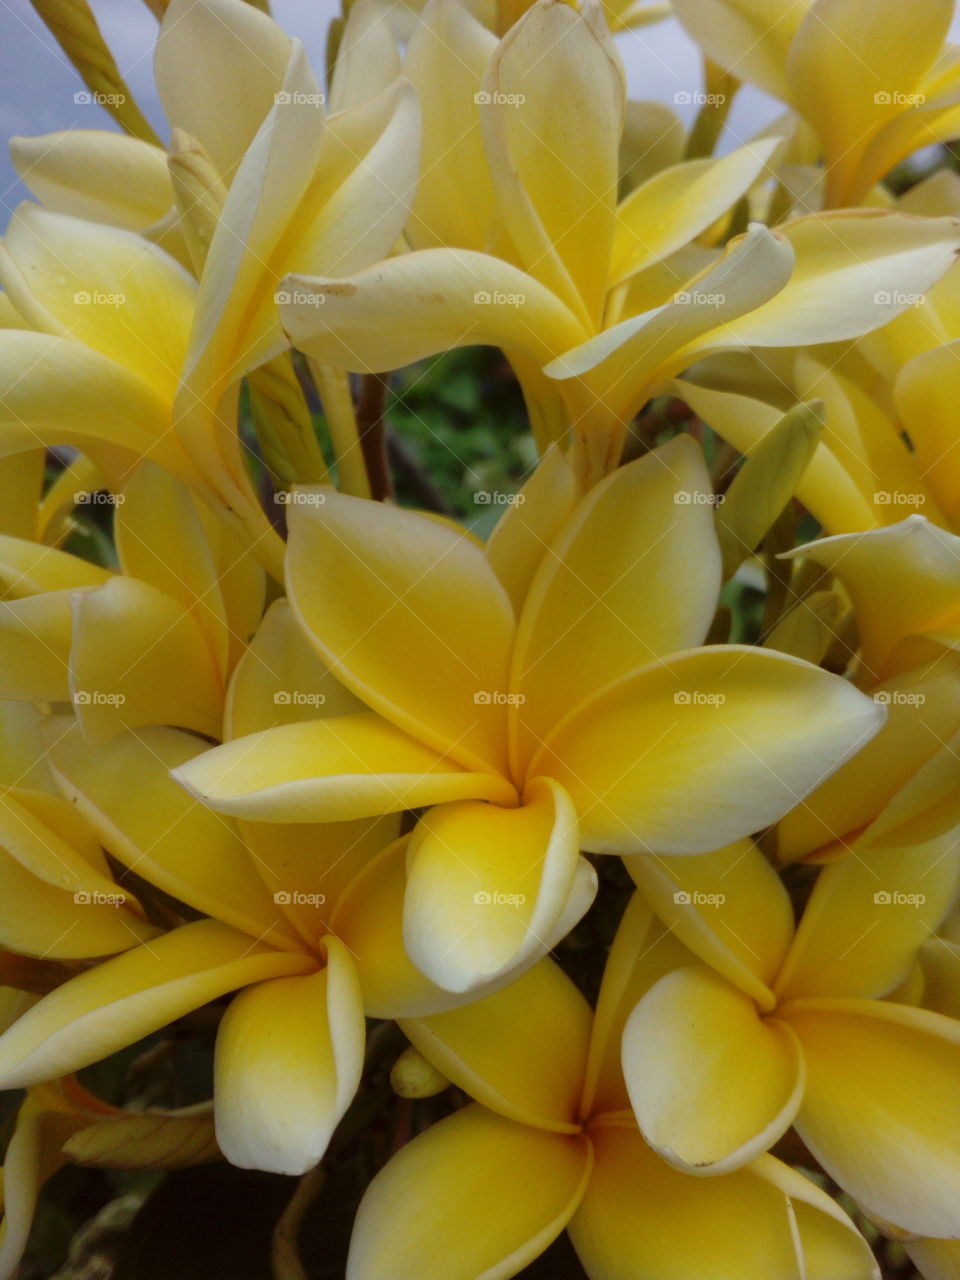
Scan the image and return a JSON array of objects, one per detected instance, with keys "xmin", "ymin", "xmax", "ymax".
[{"xmin": 2, "ymin": 0, "xmax": 960, "ymax": 1275}]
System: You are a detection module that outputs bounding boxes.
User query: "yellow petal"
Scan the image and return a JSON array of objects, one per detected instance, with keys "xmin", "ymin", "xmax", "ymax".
[
  {"xmin": 546, "ymin": 223, "xmax": 795, "ymax": 425},
  {"xmin": 69, "ymin": 577, "xmax": 224, "ymax": 743},
  {"xmin": 346, "ymin": 1105, "xmax": 592, "ymax": 1280},
  {"xmin": 0, "ymin": 534, "xmax": 111, "ymax": 595},
  {"xmin": 0, "ymin": 205, "xmax": 194, "ymax": 406},
  {"xmin": 328, "ymin": 0, "xmax": 402, "ymax": 114},
  {"xmin": 569, "ymin": 1118, "xmax": 877, "ymax": 1280},
  {"xmin": 0, "ymin": 332, "xmax": 187, "ymax": 483},
  {"xmin": 535, "ymin": 646, "xmax": 884, "ymax": 855},
  {"xmin": 896, "ymin": 340, "xmax": 960, "ymax": 527},
  {"xmin": 402, "ymin": 0, "xmax": 497, "ymax": 251},
  {"xmin": 155, "ymin": 0, "xmax": 293, "ymax": 184},
  {"xmin": 115, "ymin": 462, "xmax": 230, "ymax": 676},
  {"xmin": 612, "ymin": 138, "xmax": 780, "ymax": 286},
  {"xmin": 908, "ymin": 1238, "xmax": 960, "ymax": 1280},
  {"xmin": 776, "ymin": 833, "xmax": 960, "ymax": 1001},
  {"xmin": 173, "ymin": 715, "xmax": 515, "ymax": 822},
  {"xmin": 786, "ymin": 0, "xmax": 953, "ymax": 205},
  {"xmin": 623, "ymin": 964, "xmax": 804, "ymax": 1174},
  {"xmin": 625, "ymin": 838, "xmax": 793, "ymax": 1005},
  {"xmin": 484, "ymin": 446, "xmax": 578, "ymax": 614},
  {"xmin": 672, "ymin": 0, "xmax": 811, "ymax": 102},
  {"xmin": 0, "ymin": 920, "xmax": 315, "ymax": 1089},
  {"xmin": 46, "ymin": 720, "xmax": 300, "ymax": 948},
  {"xmin": 280, "ymin": 248, "xmax": 588, "ymax": 373},
  {"xmin": 784, "ymin": 998, "xmax": 960, "ymax": 1236},
  {"xmin": 706, "ymin": 212, "xmax": 960, "ymax": 351},
  {"xmin": 582, "ymin": 895, "xmax": 698, "ymax": 1118},
  {"xmin": 784, "ymin": 518, "xmax": 960, "ymax": 681},
  {"xmin": 286, "ymin": 489, "xmax": 515, "ymax": 774},
  {"xmin": 400, "ymin": 960, "xmax": 591, "ymax": 1131},
  {"xmin": 776, "ymin": 660, "xmax": 960, "ymax": 860},
  {"xmin": 479, "ymin": 0, "xmax": 624, "ymax": 326},
  {"xmin": 403, "ymin": 777, "xmax": 592, "ymax": 991},
  {"xmin": 214, "ymin": 938, "xmax": 363, "ymax": 1174},
  {"xmin": 10, "ymin": 130, "xmax": 172, "ymax": 230},
  {"xmin": 330, "ymin": 838, "xmax": 461, "ymax": 1018},
  {"xmin": 510, "ymin": 435, "xmax": 721, "ymax": 771},
  {"xmin": 0, "ymin": 590, "xmax": 73, "ymax": 702},
  {"xmin": 675, "ymin": 374, "xmax": 878, "ymax": 536}
]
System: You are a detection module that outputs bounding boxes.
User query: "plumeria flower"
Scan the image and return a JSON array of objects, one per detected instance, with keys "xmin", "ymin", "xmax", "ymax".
[
  {"xmin": 176, "ymin": 437, "xmax": 883, "ymax": 993},
  {"xmin": 775, "ymin": 518, "xmax": 960, "ymax": 863},
  {"xmin": 674, "ymin": 0, "xmax": 960, "ymax": 208},
  {"xmin": 0, "ymin": 0, "xmax": 420, "ymax": 574},
  {"xmin": 0, "ymin": 462, "xmax": 264, "ymax": 743},
  {"xmin": 344, "ymin": 899, "xmax": 879, "ymax": 1280},
  {"xmin": 280, "ymin": 0, "xmax": 960, "ymax": 486},
  {"xmin": 0, "ymin": 1072, "xmax": 217, "ymax": 1280},
  {"xmin": 623, "ymin": 832, "xmax": 960, "ymax": 1236},
  {"xmin": 0, "ymin": 599, "xmax": 495, "ymax": 1177}
]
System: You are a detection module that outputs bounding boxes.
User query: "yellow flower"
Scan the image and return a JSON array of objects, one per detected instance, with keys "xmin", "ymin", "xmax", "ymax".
[
  {"xmin": 0, "ymin": 598, "xmax": 491, "ymax": 1176},
  {"xmin": 281, "ymin": 1, "xmax": 960, "ymax": 486},
  {"xmin": 344, "ymin": 900, "xmax": 878, "ymax": 1280},
  {"xmin": 1, "ymin": 0, "xmax": 421, "ymax": 572},
  {"xmin": 623, "ymin": 836, "xmax": 960, "ymax": 1236},
  {"xmin": 0, "ymin": 462, "xmax": 263, "ymax": 743},
  {"xmin": 674, "ymin": 0, "xmax": 960, "ymax": 207},
  {"xmin": 775, "ymin": 518, "xmax": 960, "ymax": 863},
  {"xmin": 176, "ymin": 438, "xmax": 883, "ymax": 992}
]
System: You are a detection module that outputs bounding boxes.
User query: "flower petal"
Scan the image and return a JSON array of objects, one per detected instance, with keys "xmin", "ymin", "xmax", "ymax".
[
  {"xmin": 782, "ymin": 518, "xmax": 960, "ymax": 682},
  {"xmin": 786, "ymin": 0, "xmax": 953, "ymax": 205},
  {"xmin": 534, "ymin": 646, "xmax": 884, "ymax": 855},
  {"xmin": 569, "ymin": 1118, "xmax": 877, "ymax": 1280},
  {"xmin": 400, "ymin": 959, "xmax": 591, "ymax": 1131},
  {"xmin": 0, "ymin": 920, "xmax": 315, "ymax": 1089},
  {"xmin": 403, "ymin": 776, "xmax": 591, "ymax": 992},
  {"xmin": 479, "ymin": 0, "xmax": 624, "ymax": 326},
  {"xmin": 214, "ymin": 937, "xmax": 363, "ymax": 1174},
  {"xmin": 346, "ymin": 1104, "xmax": 592, "ymax": 1280},
  {"xmin": 783, "ymin": 997, "xmax": 960, "ymax": 1236},
  {"xmin": 612, "ymin": 139, "xmax": 780, "ymax": 286},
  {"xmin": 280, "ymin": 247, "xmax": 588, "ymax": 373},
  {"xmin": 776, "ymin": 659, "xmax": 960, "ymax": 860},
  {"xmin": 625, "ymin": 838, "xmax": 793, "ymax": 1004},
  {"xmin": 172, "ymin": 715, "xmax": 515, "ymax": 822},
  {"xmin": 45, "ymin": 720, "xmax": 300, "ymax": 948},
  {"xmin": 0, "ymin": 205, "xmax": 194, "ymax": 406},
  {"xmin": 622, "ymin": 964, "xmax": 804, "ymax": 1174},
  {"xmin": 156, "ymin": 0, "xmax": 292, "ymax": 184},
  {"xmin": 69, "ymin": 577, "xmax": 224, "ymax": 743},
  {"xmin": 484, "ymin": 446, "xmax": 577, "ymax": 615},
  {"xmin": 402, "ymin": 0, "xmax": 497, "ymax": 251},
  {"xmin": 776, "ymin": 834, "xmax": 960, "ymax": 1002},
  {"xmin": 286, "ymin": 488, "xmax": 515, "ymax": 774},
  {"xmin": 511, "ymin": 435, "xmax": 721, "ymax": 770},
  {"xmin": 10, "ymin": 130, "xmax": 172, "ymax": 230}
]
